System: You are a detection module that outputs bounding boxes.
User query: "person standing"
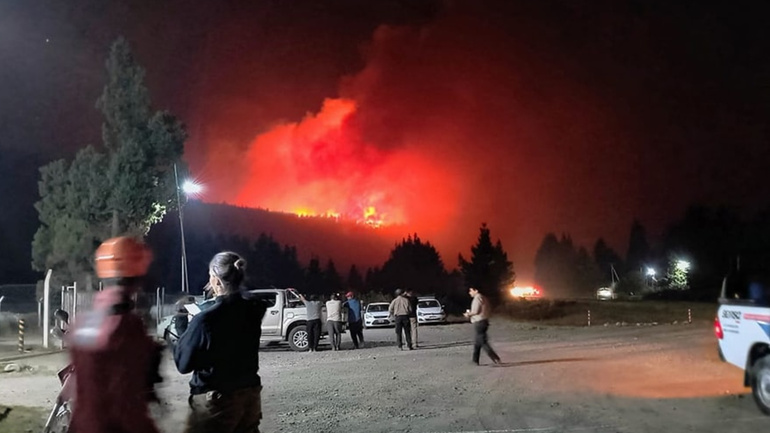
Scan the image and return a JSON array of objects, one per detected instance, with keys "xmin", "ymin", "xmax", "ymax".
[
  {"xmin": 388, "ymin": 289, "xmax": 413, "ymax": 350},
  {"xmin": 344, "ymin": 291, "xmax": 364, "ymax": 349},
  {"xmin": 174, "ymin": 252, "xmax": 268, "ymax": 433},
  {"xmin": 299, "ymin": 293, "xmax": 323, "ymax": 352},
  {"xmin": 406, "ymin": 289, "xmax": 419, "ymax": 348},
  {"xmin": 326, "ymin": 293, "xmax": 343, "ymax": 351},
  {"xmin": 464, "ymin": 287, "xmax": 501, "ymax": 366},
  {"xmin": 67, "ymin": 236, "xmax": 162, "ymax": 433}
]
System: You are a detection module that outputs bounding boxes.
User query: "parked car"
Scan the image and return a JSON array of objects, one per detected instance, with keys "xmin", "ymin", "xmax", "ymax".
[
  {"xmin": 596, "ymin": 287, "xmax": 616, "ymax": 301},
  {"xmin": 157, "ymin": 288, "xmax": 339, "ymax": 351},
  {"xmin": 364, "ymin": 302, "xmax": 394, "ymax": 328},
  {"xmin": 416, "ymin": 297, "xmax": 446, "ymax": 324}
]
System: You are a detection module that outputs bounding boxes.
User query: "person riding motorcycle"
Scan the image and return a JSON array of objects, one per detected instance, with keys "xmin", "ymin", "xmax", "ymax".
[{"xmin": 66, "ymin": 236, "xmax": 162, "ymax": 433}]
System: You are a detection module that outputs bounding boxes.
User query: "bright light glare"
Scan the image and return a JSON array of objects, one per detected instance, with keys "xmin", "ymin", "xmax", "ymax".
[
  {"xmin": 676, "ymin": 260, "xmax": 691, "ymax": 271},
  {"xmin": 182, "ymin": 180, "xmax": 203, "ymax": 195},
  {"xmin": 646, "ymin": 267, "xmax": 656, "ymax": 276},
  {"xmin": 510, "ymin": 286, "xmax": 541, "ymax": 298}
]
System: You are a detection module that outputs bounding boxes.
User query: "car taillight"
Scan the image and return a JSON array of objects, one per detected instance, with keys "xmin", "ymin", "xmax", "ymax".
[{"xmin": 714, "ymin": 316, "xmax": 724, "ymax": 340}]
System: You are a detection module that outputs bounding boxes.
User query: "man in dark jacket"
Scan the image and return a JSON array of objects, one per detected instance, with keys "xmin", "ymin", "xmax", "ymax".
[{"xmin": 344, "ymin": 291, "xmax": 364, "ymax": 349}]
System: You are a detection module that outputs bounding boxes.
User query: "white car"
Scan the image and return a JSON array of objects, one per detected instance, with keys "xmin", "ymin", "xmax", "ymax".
[
  {"xmin": 364, "ymin": 302, "xmax": 394, "ymax": 328},
  {"xmin": 596, "ymin": 287, "xmax": 616, "ymax": 301},
  {"xmin": 416, "ymin": 297, "xmax": 446, "ymax": 324}
]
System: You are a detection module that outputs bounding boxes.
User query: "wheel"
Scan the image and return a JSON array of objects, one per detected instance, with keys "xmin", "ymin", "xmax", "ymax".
[
  {"xmin": 287, "ymin": 325, "xmax": 309, "ymax": 351},
  {"xmin": 43, "ymin": 402, "xmax": 71, "ymax": 433},
  {"xmin": 751, "ymin": 355, "xmax": 770, "ymax": 415}
]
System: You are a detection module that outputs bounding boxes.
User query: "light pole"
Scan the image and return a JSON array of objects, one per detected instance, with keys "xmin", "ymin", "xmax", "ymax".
[{"xmin": 174, "ymin": 164, "xmax": 203, "ymax": 293}]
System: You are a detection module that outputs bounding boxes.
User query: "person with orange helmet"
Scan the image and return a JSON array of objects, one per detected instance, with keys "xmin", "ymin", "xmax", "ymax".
[{"xmin": 67, "ymin": 236, "xmax": 162, "ymax": 433}]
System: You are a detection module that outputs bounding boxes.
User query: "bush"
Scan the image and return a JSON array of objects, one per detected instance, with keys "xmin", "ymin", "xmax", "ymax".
[{"xmin": 500, "ymin": 299, "xmax": 575, "ymax": 321}]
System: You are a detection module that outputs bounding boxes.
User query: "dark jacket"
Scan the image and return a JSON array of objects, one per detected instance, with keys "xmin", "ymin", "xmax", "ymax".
[
  {"xmin": 407, "ymin": 295, "xmax": 418, "ymax": 318},
  {"xmin": 174, "ymin": 291, "xmax": 267, "ymax": 395}
]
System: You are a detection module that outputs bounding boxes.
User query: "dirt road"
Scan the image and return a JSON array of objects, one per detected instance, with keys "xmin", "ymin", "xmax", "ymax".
[{"xmin": 0, "ymin": 319, "xmax": 764, "ymax": 433}]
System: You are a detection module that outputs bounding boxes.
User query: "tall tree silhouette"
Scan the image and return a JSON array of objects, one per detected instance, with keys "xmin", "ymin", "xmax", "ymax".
[
  {"xmin": 32, "ymin": 38, "xmax": 186, "ymax": 286},
  {"xmin": 304, "ymin": 256, "xmax": 325, "ymax": 295},
  {"xmin": 347, "ymin": 265, "xmax": 365, "ymax": 293},
  {"xmin": 625, "ymin": 219, "xmax": 650, "ymax": 273},
  {"xmin": 593, "ymin": 238, "xmax": 623, "ymax": 283},
  {"xmin": 378, "ymin": 234, "xmax": 449, "ymax": 295},
  {"xmin": 324, "ymin": 259, "xmax": 344, "ymax": 294},
  {"xmin": 458, "ymin": 223, "xmax": 514, "ymax": 304}
]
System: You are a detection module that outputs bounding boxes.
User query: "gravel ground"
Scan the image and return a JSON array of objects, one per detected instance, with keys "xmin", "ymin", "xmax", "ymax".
[{"xmin": 0, "ymin": 318, "xmax": 766, "ymax": 433}]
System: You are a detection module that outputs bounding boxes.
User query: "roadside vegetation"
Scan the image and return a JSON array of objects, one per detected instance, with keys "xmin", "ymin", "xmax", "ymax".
[
  {"xmin": 0, "ymin": 405, "xmax": 47, "ymax": 432},
  {"xmin": 499, "ymin": 299, "xmax": 717, "ymax": 327}
]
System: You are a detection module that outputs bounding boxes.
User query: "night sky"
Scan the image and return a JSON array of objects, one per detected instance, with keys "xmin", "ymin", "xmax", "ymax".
[{"xmin": 2, "ymin": 0, "xmax": 769, "ymax": 284}]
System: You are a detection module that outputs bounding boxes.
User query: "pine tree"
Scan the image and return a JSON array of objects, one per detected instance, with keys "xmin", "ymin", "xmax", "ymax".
[
  {"xmin": 378, "ymin": 234, "xmax": 449, "ymax": 295},
  {"xmin": 625, "ymin": 219, "xmax": 650, "ymax": 273},
  {"xmin": 347, "ymin": 265, "xmax": 365, "ymax": 292},
  {"xmin": 458, "ymin": 223, "xmax": 514, "ymax": 304},
  {"xmin": 32, "ymin": 38, "xmax": 185, "ymax": 285}
]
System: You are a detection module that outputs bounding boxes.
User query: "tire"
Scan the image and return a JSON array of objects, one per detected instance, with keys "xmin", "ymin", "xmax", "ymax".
[
  {"xmin": 751, "ymin": 355, "xmax": 770, "ymax": 415},
  {"xmin": 288, "ymin": 325, "xmax": 309, "ymax": 352}
]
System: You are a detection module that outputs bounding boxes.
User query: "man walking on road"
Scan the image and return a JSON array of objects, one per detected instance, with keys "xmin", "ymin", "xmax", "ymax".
[
  {"xmin": 405, "ymin": 289, "xmax": 419, "ymax": 348},
  {"xmin": 344, "ymin": 291, "xmax": 364, "ymax": 349},
  {"xmin": 388, "ymin": 289, "xmax": 413, "ymax": 350},
  {"xmin": 464, "ymin": 287, "xmax": 501, "ymax": 366}
]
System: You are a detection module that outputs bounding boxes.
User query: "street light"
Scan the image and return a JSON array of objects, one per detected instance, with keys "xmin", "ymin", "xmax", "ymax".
[
  {"xmin": 174, "ymin": 164, "xmax": 203, "ymax": 293},
  {"xmin": 646, "ymin": 268, "xmax": 656, "ymax": 277},
  {"xmin": 676, "ymin": 260, "xmax": 691, "ymax": 272}
]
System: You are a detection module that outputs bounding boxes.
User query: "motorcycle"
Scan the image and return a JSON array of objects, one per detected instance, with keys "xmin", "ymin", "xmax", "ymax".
[{"xmin": 42, "ymin": 309, "xmax": 74, "ymax": 433}]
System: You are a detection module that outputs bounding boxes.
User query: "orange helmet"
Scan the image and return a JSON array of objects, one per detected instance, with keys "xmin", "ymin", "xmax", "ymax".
[{"xmin": 94, "ymin": 237, "xmax": 153, "ymax": 279}]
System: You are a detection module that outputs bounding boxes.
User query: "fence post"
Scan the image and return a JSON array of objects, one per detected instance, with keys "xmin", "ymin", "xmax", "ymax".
[
  {"xmin": 587, "ymin": 309, "xmax": 591, "ymax": 327},
  {"xmin": 688, "ymin": 308, "xmax": 692, "ymax": 324},
  {"xmin": 18, "ymin": 317, "xmax": 25, "ymax": 353}
]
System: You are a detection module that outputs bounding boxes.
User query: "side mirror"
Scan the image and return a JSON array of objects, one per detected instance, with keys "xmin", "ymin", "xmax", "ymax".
[{"xmin": 54, "ymin": 309, "xmax": 70, "ymax": 324}]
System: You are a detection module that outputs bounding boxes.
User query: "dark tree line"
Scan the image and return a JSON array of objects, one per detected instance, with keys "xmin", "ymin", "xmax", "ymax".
[
  {"xmin": 532, "ymin": 206, "xmax": 770, "ymax": 300},
  {"xmin": 145, "ymin": 220, "xmax": 514, "ymax": 313}
]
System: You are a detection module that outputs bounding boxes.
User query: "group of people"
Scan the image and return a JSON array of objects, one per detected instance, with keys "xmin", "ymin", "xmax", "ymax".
[
  {"xmin": 387, "ymin": 287, "xmax": 501, "ymax": 366},
  {"xmin": 64, "ymin": 236, "xmax": 502, "ymax": 433},
  {"xmin": 65, "ymin": 237, "xmax": 266, "ymax": 433},
  {"xmin": 298, "ymin": 291, "xmax": 365, "ymax": 351}
]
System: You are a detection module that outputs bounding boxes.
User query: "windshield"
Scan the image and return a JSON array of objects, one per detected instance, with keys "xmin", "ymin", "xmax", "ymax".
[
  {"xmin": 366, "ymin": 304, "xmax": 389, "ymax": 313},
  {"xmin": 418, "ymin": 300, "xmax": 440, "ymax": 308}
]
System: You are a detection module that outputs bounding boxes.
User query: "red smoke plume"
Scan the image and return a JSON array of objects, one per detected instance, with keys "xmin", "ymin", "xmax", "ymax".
[{"xmin": 194, "ymin": 7, "xmax": 634, "ymax": 280}]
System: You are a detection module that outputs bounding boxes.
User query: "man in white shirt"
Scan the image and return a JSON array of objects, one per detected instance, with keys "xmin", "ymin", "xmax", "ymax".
[
  {"xmin": 326, "ymin": 293, "xmax": 343, "ymax": 351},
  {"xmin": 464, "ymin": 287, "xmax": 501, "ymax": 365}
]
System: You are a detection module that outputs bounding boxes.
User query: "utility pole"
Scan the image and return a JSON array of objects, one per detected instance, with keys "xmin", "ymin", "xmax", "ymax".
[{"xmin": 174, "ymin": 163, "xmax": 189, "ymax": 293}]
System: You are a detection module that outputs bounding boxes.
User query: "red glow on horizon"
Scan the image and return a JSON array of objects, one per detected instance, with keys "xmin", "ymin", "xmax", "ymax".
[{"xmin": 232, "ymin": 98, "xmax": 458, "ymax": 233}]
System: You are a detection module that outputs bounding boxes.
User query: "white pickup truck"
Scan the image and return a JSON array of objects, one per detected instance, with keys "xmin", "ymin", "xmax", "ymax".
[
  {"xmin": 715, "ymin": 270, "xmax": 770, "ymax": 414},
  {"xmin": 158, "ymin": 288, "xmax": 341, "ymax": 351}
]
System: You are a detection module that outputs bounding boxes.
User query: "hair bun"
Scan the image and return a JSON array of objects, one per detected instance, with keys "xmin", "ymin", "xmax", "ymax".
[{"xmin": 234, "ymin": 258, "xmax": 246, "ymax": 271}]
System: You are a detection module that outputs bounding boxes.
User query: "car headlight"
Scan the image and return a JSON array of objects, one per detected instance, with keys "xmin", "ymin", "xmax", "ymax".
[
  {"xmin": 417, "ymin": 311, "xmax": 424, "ymax": 316},
  {"xmin": 365, "ymin": 314, "xmax": 373, "ymax": 319}
]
